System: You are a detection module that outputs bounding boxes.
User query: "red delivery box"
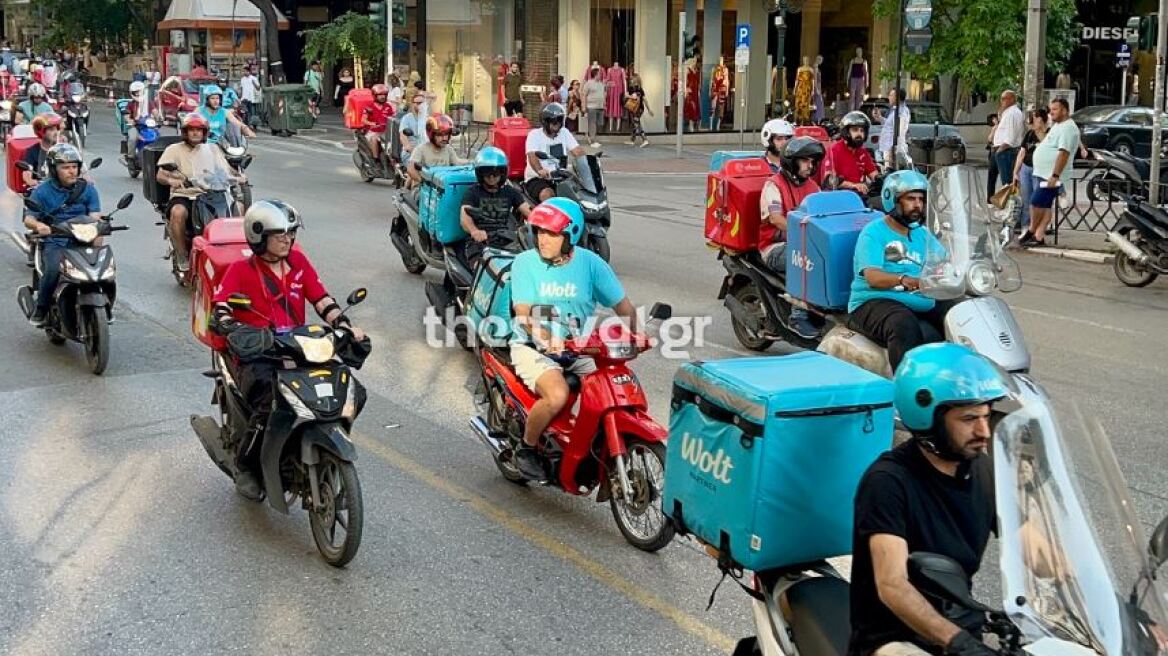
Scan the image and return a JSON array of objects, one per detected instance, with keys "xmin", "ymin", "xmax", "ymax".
[
  {"xmin": 7, "ymin": 126, "xmax": 40, "ymax": 195},
  {"xmin": 704, "ymin": 158, "xmax": 772, "ymax": 252},
  {"xmin": 490, "ymin": 116, "xmax": 531, "ymax": 179},
  {"xmin": 795, "ymin": 125, "xmax": 830, "ymax": 143},
  {"xmin": 344, "ymin": 88, "xmax": 375, "ymax": 129},
  {"xmin": 191, "ymin": 219, "xmax": 253, "ymax": 351}
]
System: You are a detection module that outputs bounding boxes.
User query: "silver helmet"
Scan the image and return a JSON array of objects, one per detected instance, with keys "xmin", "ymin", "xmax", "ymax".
[{"xmin": 244, "ymin": 200, "xmax": 302, "ymax": 256}]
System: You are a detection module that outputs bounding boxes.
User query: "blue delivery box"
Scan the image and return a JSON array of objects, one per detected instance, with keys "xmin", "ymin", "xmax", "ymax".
[
  {"xmin": 663, "ymin": 352, "xmax": 894, "ymax": 571},
  {"xmin": 786, "ymin": 191, "xmax": 883, "ymax": 311},
  {"xmin": 419, "ymin": 165, "xmax": 477, "ymax": 244},
  {"xmin": 709, "ymin": 150, "xmax": 763, "ymax": 172}
]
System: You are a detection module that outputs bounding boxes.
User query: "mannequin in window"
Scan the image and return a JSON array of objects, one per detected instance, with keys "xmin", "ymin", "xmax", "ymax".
[
  {"xmin": 709, "ymin": 57, "xmax": 729, "ymax": 130},
  {"xmin": 605, "ymin": 61, "xmax": 627, "ymax": 133},
  {"xmin": 848, "ymin": 47, "xmax": 869, "ymax": 110},
  {"xmin": 793, "ymin": 56, "xmax": 814, "ymax": 125},
  {"xmin": 684, "ymin": 56, "xmax": 702, "ymax": 132},
  {"xmin": 812, "ymin": 55, "xmax": 825, "ymax": 123}
]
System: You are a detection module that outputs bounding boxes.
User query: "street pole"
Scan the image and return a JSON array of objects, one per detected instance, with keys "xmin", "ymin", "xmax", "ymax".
[
  {"xmin": 385, "ymin": 1, "xmax": 393, "ymax": 84},
  {"xmin": 1150, "ymin": 0, "xmax": 1167, "ymax": 204},
  {"xmin": 677, "ymin": 11, "xmax": 685, "ymax": 157},
  {"xmin": 890, "ymin": 0, "xmax": 905, "ymax": 170},
  {"xmin": 739, "ymin": 67, "xmax": 747, "ymax": 148},
  {"xmin": 1022, "ymin": 0, "xmax": 1048, "ymax": 110}
]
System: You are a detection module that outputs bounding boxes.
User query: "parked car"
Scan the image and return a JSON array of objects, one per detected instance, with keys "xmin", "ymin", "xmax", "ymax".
[
  {"xmin": 1074, "ymin": 105, "xmax": 1168, "ymax": 158},
  {"xmin": 157, "ymin": 75, "xmax": 216, "ymax": 125},
  {"xmin": 859, "ymin": 98, "xmax": 967, "ymax": 166}
]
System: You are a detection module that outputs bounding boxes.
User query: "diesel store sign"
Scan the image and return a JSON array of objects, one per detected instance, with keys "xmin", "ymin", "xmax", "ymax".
[{"xmin": 1081, "ymin": 26, "xmax": 1138, "ymax": 40}]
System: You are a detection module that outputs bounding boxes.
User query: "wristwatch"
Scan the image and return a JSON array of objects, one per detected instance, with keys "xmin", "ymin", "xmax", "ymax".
[{"xmin": 897, "ymin": 274, "xmax": 907, "ymax": 287}]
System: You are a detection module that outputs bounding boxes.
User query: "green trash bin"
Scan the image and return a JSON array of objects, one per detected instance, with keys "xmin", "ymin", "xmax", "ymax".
[{"xmin": 262, "ymin": 83, "xmax": 316, "ymax": 134}]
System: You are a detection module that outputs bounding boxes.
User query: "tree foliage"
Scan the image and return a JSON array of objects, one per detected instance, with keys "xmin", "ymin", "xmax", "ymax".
[
  {"xmin": 873, "ymin": 0, "xmax": 1080, "ymax": 96},
  {"xmin": 35, "ymin": 0, "xmax": 151, "ymax": 54},
  {"xmin": 301, "ymin": 12, "xmax": 385, "ymax": 87}
]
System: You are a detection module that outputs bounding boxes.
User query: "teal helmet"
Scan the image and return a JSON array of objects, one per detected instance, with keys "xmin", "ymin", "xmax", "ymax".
[
  {"xmin": 894, "ymin": 343, "xmax": 1010, "ymax": 434},
  {"xmin": 474, "ymin": 146, "xmax": 509, "ymax": 185},
  {"xmin": 201, "ymin": 84, "xmax": 224, "ymax": 105},
  {"xmin": 528, "ymin": 197, "xmax": 585, "ymax": 255},
  {"xmin": 881, "ymin": 169, "xmax": 928, "ymax": 213}
]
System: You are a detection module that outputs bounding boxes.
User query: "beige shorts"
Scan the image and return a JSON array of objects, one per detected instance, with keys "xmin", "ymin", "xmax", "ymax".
[
  {"xmin": 365, "ymin": 130, "xmax": 384, "ymax": 147},
  {"xmin": 874, "ymin": 642, "xmax": 931, "ymax": 656},
  {"xmin": 510, "ymin": 344, "xmax": 596, "ymax": 392}
]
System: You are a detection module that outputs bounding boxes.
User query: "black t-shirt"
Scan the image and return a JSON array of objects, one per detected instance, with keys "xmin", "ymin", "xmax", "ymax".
[
  {"xmin": 1021, "ymin": 129, "xmax": 1041, "ymax": 168},
  {"xmin": 847, "ymin": 441, "xmax": 996, "ymax": 656},
  {"xmin": 462, "ymin": 183, "xmax": 524, "ymax": 239},
  {"xmin": 21, "ymin": 143, "xmax": 49, "ymax": 180}
]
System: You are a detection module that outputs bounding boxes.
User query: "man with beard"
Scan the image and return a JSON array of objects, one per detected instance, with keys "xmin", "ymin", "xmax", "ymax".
[
  {"xmin": 846, "ymin": 170, "xmax": 951, "ymax": 371},
  {"xmin": 827, "ymin": 111, "xmax": 878, "ymax": 196}
]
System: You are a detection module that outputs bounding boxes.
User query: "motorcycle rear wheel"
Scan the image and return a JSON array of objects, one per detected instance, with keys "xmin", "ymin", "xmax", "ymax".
[
  {"xmin": 729, "ymin": 284, "xmax": 775, "ymax": 352},
  {"xmin": 309, "ymin": 451, "xmax": 364, "ymax": 568},
  {"xmin": 1114, "ymin": 250, "xmax": 1158, "ymax": 287},
  {"xmin": 486, "ymin": 383, "xmax": 529, "ymax": 486},
  {"xmin": 84, "ymin": 307, "xmax": 109, "ymax": 375},
  {"xmin": 609, "ymin": 438, "xmax": 674, "ymax": 552},
  {"xmin": 352, "ymin": 152, "xmax": 375, "ymax": 183}
]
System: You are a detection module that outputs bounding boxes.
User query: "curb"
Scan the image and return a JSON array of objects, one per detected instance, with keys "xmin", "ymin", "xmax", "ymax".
[{"xmin": 1027, "ymin": 247, "xmax": 1114, "ymax": 264}]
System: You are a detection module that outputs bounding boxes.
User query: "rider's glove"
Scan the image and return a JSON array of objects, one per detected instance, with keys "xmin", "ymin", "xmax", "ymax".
[
  {"xmin": 943, "ymin": 630, "xmax": 995, "ymax": 656},
  {"xmin": 211, "ymin": 304, "xmax": 241, "ymax": 336}
]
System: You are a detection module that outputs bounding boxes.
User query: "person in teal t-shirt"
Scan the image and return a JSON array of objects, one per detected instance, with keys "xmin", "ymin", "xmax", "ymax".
[
  {"xmin": 846, "ymin": 170, "xmax": 954, "ymax": 371},
  {"xmin": 507, "ymin": 198, "xmax": 636, "ymax": 480}
]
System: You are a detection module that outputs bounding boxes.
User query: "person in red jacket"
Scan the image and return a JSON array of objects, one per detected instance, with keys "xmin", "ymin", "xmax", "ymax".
[
  {"xmin": 825, "ymin": 111, "xmax": 878, "ymax": 197},
  {"xmin": 362, "ymin": 83, "xmax": 396, "ymax": 161}
]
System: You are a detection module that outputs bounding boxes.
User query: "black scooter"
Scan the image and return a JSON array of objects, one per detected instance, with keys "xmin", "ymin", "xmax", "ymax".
[
  {"xmin": 523, "ymin": 152, "xmax": 612, "ymax": 261},
  {"xmin": 1107, "ymin": 196, "xmax": 1168, "ymax": 287},
  {"xmin": 219, "ymin": 132, "xmax": 254, "ymax": 212},
  {"xmin": 1087, "ymin": 147, "xmax": 1168, "ymax": 202},
  {"xmin": 61, "ymin": 81, "xmax": 89, "ymax": 150},
  {"xmin": 156, "ymin": 162, "xmax": 235, "ymax": 287},
  {"xmin": 718, "ymin": 250, "xmax": 830, "ymax": 352},
  {"xmin": 190, "ymin": 289, "xmax": 373, "ymax": 567},
  {"xmin": 15, "ymin": 192, "xmax": 134, "ymax": 375},
  {"xmin": 353, "ymin": 119, "xmax": 405, "ymax": 186}
]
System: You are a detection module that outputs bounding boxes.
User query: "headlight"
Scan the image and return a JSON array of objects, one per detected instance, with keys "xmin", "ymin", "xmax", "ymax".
[
  {"xmin": 145, "ymin": 118, "xmax": 157, "ymax": 128},
  {"xmin": 69, "ymin": 223, "xmax": 98, "ymax": 243},
  {"xmin": 0, "ymin": 100, "xmax": 11, "ymax": 110},
  {"xmin": 61, "ymin": 257, "xmax": 86, "ymax": 281},
  {"xmin": 100, "ymin": 257, "xmax": 116, "ymax": 280},
  {"xmin": 604, "ymin": 342, "xmax": 638, "ymax": 359},
  {"xmin": 226, "ymin": 146, "xmax": 244, "ymax": 157},
  {"xmin": 186, "ymin": 98, "xmax": 197, "ymax": 107},
  {"xmin": 965, "ymin": 261, "xmax": 997, "ymax": 296},
  {"xmin": 71, "ymin": 94, "xmax": 82, "ymax": 103},
  {"xmin": 278, "ymin": 382, "xmax": 315, "ymax": 419},
  {"xmin": 579, "ymin": 199, "xmax": 607, "ymax": 212},
  {"xmin": 293, "ymin": 334, "xmax": 336, "ymax": 363}
]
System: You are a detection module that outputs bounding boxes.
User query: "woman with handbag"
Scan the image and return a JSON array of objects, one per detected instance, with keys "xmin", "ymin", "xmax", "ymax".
[
  {"xmin": 1011, "ymin": 108, "xmax": 1049, "ymax": 237},
  {"xmin": 623, "ymin": 74, "xmax": 653, "ymax": 147}
]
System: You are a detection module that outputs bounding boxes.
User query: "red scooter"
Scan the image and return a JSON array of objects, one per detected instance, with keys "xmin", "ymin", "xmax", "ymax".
[{"xmin": 470, "ymin": 304, "xmax": 675, "ymax": 552}]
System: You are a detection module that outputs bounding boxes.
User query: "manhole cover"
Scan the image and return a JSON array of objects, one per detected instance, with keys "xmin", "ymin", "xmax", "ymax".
[{"xmin": 618, "ymin": 204, "xmax": 673, "ymax": 213}]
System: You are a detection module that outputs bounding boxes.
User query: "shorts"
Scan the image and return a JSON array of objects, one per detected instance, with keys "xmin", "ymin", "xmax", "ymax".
[
  {"xmin": 1030, "ymin": 178, "xmax": 1061, "ymax": 209},
  {"xmin": 166, "ymin": 197, "xmax": 196, "ymax": 236},
  {"xmin": 873, "ymin": 642, "xmax": 931, "ymax": 656},
  {"xmin": 365, "ymin": 130, "xmax": 385, "ymax": 146},
  {"xmin": 510, "ymin": 343, "xmax": 597, "ymax": 392},
  {"xmin": 524, "ymin": 177, "xmax": 555, "ymax": 201}
]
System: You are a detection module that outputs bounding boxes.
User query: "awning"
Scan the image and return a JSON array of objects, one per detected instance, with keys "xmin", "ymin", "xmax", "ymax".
[{"xmin": 158, "ymin": 0, "xmax": 291, "ymax": 31}]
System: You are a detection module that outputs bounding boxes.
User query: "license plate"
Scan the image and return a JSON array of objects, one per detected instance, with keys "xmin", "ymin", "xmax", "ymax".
[{"xmin": 314, "ymin": 383, "xmax": 334, "ymax": 398}]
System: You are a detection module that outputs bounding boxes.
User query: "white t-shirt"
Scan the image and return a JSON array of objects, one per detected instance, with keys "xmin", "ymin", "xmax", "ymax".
[
  {"xmin": 1032, "ymin": 119, "xmax": 1081, "ymax": 181},
  {"xmin": 524, "ymin": 127, "xmax": 580, "ymax": 181},
  {"xmin": 240, "ymin": 74, "xmax": 260, "ymax": 103},
  {"xmin": 993, "ymin": 104, "xmax": 1025, "ymax": 148}
]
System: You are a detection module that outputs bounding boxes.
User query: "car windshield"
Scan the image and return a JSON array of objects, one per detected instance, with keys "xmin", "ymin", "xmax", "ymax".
[
  {"xmin": 994, "ymin": 402, "xmax": 1168, "ymax": 655},
  {"xmin": 908, "ymin": 104, "xmax": 951, "ymax": 124},
  {"xmin": 1073, "ymin": 106, "xmax": 1122, "ymax": 123}
]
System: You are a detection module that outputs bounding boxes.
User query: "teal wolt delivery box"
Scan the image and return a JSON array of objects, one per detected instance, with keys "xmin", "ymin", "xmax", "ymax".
[
  {"xmin": 663, "ymin": 352, "xmax": 894, "ymax": 571},
  {"xmin": 420, "ymin": 165, "xmax": 477, "ymax": 244},
  {"xmin": 709, "ymin": 150, "xmax": 763, "ymax": 172}
]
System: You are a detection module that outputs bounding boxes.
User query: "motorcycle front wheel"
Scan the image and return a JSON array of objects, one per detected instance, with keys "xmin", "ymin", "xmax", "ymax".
[
  {"xmin": 84, "ymin": 307, "xmax": 109, "ymax": 375},
  {"xmin": 309, "ymin": 451, "xmax": 364, "ymax": 567},
  {"xmin": 729, "ymin": 283, "xmax": 775, "ymax": 352},
  {"xmin": 609, "ymin": 438, "xmax": 674, "ymax": 552},
  {"xmin": 589, "ymin": 233, "xmax": 611, "ymax": 262}
]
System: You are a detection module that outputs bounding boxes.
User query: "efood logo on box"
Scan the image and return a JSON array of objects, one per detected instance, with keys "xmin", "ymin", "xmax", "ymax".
[{"xmin": 680, "ymin": 432, "xmax": 735, "ymax": 485}]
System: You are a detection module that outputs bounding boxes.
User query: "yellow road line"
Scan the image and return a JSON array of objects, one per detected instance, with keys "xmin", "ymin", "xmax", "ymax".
[{"xmin": 356, "ymin": 435, "xmax": 737, "ymax": 654}]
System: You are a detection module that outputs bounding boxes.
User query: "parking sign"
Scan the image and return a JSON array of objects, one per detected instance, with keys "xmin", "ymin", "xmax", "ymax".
[{"xmin": 736, "ymin": 24, "xmax": 751, "ymax": 49}]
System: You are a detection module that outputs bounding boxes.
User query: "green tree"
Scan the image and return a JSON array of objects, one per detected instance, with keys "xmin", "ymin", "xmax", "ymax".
[
  {"xmin": 35, "ymin": 0, "xmax": 151, "ymax": 55},
  {"xmin": 301, "ymin": 12, "xmax": 386, "ymax": 89},
  {"xmin": 874, "ymin": 0, "xmax": 1079, "ymax": 106}
]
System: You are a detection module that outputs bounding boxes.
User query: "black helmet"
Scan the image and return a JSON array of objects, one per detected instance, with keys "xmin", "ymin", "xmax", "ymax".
[
  {"xmin": 540, "ymin": 102, "xmax": 566, "ymax": 133},
  {"xmin": 780, "ymin": 136, "xmax": 826, "ymax": 185},
  {"xmin": 46, "ymin": 143, "xmax": 82, "ymax": 184},
  {"xmin": 841, "ymin": 111, "xmax": 871, "ymax": 147}
]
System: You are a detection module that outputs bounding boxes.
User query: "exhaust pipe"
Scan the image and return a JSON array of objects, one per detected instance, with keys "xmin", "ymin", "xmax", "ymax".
[
  {"xmin": 469, "ymin": 416, "xmax": 509, "ymax": 456},
  {"xmin": 1107, "ymin": 231, "xmax": 1150, "ymax": 265}
]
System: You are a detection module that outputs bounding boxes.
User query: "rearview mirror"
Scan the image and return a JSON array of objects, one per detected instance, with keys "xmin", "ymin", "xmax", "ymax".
[
  {"xmin": 15, "ymin": 161, "xmax": 31, "ymax": 171},
  {"xmin": 536, "ymin": 151, "xmax": 556, "ymax": 160},
  {"xmin": 648, "ymin": 303, "xmax": 672, "ymax": 321},
  {"xmin": 1151, "ymin": 514, "xmax": 1168, "ymax": 569},
  {"xmin": 884, "ymin": 241, "xmax": 908, "ymax": 263},
  {"xmin": 160, "ymin": 163, "xmax": 179, "ymax": 172},
  {"xmin": 907, "ymin": 552, "xmax": 991, "ymax": 613},
  {"xmin": 227, "ymin": 293, "xmax": 252, "ymax": 308},
  {"xmin": 89, "ymin": 157, "xmax": 102, "ymax": 170},
  {"xmin": 116, "ymin": 193, "xmax": 133, "ymax": 210},
  {"xmin": 346, "ymin": 288, "xmax": 368, "ymax": 306}
]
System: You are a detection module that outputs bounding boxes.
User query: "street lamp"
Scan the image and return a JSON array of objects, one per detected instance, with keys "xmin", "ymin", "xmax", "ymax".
[{"xmin": 770, "ymin": 0, "xmax": 805, "ymax": 117}]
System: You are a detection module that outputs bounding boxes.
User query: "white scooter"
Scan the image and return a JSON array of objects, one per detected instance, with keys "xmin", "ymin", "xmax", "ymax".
[{"xmin": 732, "ymin": 398, "xmax": 1168, "ymax": 655}]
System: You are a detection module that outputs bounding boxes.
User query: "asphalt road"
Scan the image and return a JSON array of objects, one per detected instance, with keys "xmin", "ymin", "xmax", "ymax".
[{"xmin": 0, "ymin": 114, "xmax": 1165, "ymax": 655}]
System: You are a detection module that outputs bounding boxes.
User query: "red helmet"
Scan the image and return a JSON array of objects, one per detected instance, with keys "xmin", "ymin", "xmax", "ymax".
[
  {"xmin": 425, "ymin": 113, "xmax": 454, "ymax": 144},
  {"xmin": 371, "ymin": 83, "xmax": 389, "ymax": 98},
  {"xmin": 31, "ymin": 112, "xmax": 63, "ymax": 138},
  {"xmin": 180, "ymin": 112, "xmax": 210, "ymax": 133}
]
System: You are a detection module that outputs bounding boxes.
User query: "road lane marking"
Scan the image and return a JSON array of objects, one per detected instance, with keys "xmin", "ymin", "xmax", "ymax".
[
  {"xmin": 1012, "ymin": 306, "xmax": 1145, "ymax": 336},
  {"xmin": 355, "ymin": 435, "xmax": 737, "ymax": 654}
]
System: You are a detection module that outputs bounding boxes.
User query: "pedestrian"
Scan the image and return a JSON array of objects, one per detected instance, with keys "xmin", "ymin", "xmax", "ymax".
[
  {"xmin": 504, "ymin": 62, "xmax": 524, "ymax": 116},
  {"xmin": 239, "ymin": 64, "xmax": 261, "ymax": 126},
  {"xmin": 1010, "ymin": 108, "xmax": 1049, "ymax": 234},
  {"xmin": 545, "ymin": 75, "xmax": 568, "ymax": 105},
  {"xmin": 992, "ymin": 90, "xmax": 1025, "ymax": 189},
  {"xmin": 984, "ymin": 114, "xmax": 999, "ymax": 201},
  {"xmin": 334, "ymin": 66, "xmax": 354, "ymax": 107},
  {"xmin": 1023, "ymin": 97, "xmax": 1080, "ymax": 248},
  {"xmin": 623, "ymin": 74, "xmax": 653, "ymax": 148},
  {"xmin": 565, "ymin": 79, "xmax": 582, "ymax": 134},
  {"xmin": 387, "ymin": 73, "xmax": 404, "ymax": 112},
  {"xmin": 876, "ymin": 88, "xmax": 910, "ymax": 170},
  {"xmin": 304, "ymin": 60, "xmax": 323, "ymax": 117},
  {"xmin": 582, "ymin": 67, "xmax": 606, "ymax": 148}
]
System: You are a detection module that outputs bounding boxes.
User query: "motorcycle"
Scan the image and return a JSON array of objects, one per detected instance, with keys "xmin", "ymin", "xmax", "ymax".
[
  {"xmin": 730, "ymin": 394, "xmax": 1168, "ymax": 656},
  {"xmin": 353, "ymin": 123, "xmax": 405, "ymax": 186},
  {"xmin": 1086, "ymin": 145, "xmax": 1168, "ymax": 203},
  {"xmin": 389, "ymin": 177, "xmax": 448, "ymax": 276},
  {"xmin": 61, "ymin": 81, "xmax": 88, "ymax": 150},
  {"xmin": 1106, "ymin": 197, "xmax": 1168, "ymax": 287},
  {"xmin": 156, "ymin": 162, "xmax": 236, "ymax": 287},
  {"xmin": 470, "ymin": 303, "xmax": 676, "ymax": 552},
  {"xmin": 190, "ymin": 288, "xmax": 373, "ymax": 567},
  {"xmin": 524, "ymin": 151, "xmax": 612, "ymax": 261},
  {"xmin": 219, "ymin": 131, "xmax": 254, "ymax": 212},
  {"xmin": 0, "ymin": 99, "xmax": 13, "ymax": 142},
  {"xmin": 15, "ymin": 192, "xmax": 134, "ymax": 375},
  {"xmin": 121, "ymin": 116, "xmax": 159, "ymax": 179}
]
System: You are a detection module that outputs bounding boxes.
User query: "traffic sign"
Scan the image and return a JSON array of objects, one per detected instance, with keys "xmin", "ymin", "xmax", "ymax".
[
  {"xmin": 1117, "ymin": 42, "xmax": 1132, "ymax": 68},
  {"xmin": 736, "ymin": 24, "xmax": 751, "ymax": 49},
  {"xmin": 905, "ymin": 27, "xmax": 933, "ymax": 55},
  {"xmin": 905, "ymin": 0, "xmax": 933, "ymax": 31},
  {"xmin": 735, "ymin": 45, "xmax": 750, "ymax": 70}
]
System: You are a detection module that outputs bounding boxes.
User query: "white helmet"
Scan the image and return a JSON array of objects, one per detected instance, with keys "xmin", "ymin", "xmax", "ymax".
[
  {"xmin": 27, "ymin": 82, "xmax": 46, "ymax": 98},
  {"xmin": 244, "ymin": 200, "xmax": 302, "ymax": 256},
  {"xmin": 760, "ymin": 118, "xmax": 795, "ymax": 148},
  {"xmin": 129, "ymin": 81, "xmax": 146, "ymax": 96}
]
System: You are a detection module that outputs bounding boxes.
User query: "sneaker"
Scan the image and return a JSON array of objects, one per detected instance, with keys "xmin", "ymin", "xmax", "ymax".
[
  {"xmin": 789, "ymin": 315, "xmax": 819, "ymax": 341},
  {"xmin": 29, "ymin": 308, "xmax": 46, "ymax": 328},
  {"xmin": 624, "ymin": 140, "xmax": 636, "ymax": 145},
  {"xmin": 175, "ymin": 252, "xmax": 190, "ymax": 273},
  {"xmin": 639, "ymin": 140, "xmax": 650, "ymax": 148},
  {"xmin": 590, "ymin": 141, "xmax": 601, "ymax": 148},
  {"xmin": 233, "ymin": 470, "xmax": 265, "ymax": 501},
  {"xmin": 512, "ymin": 445, "xmax": 547, "ymax": 480}
]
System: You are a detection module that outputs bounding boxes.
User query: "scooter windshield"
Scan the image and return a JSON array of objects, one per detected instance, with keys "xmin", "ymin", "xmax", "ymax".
[
  {"xmin": 921, "ymin": 165, "xmax": 1022, "ymax": 299},
  {"xmin": 994, "ymin": 403, "xmax": 1168, "ymax": 655},
  {"xmin": 573, "ymin": 154, "xmax": 605, "ymax": 195},
  {"xmin": 67, "ymin": 82, "xmax": 85, "ymax": 97}
]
